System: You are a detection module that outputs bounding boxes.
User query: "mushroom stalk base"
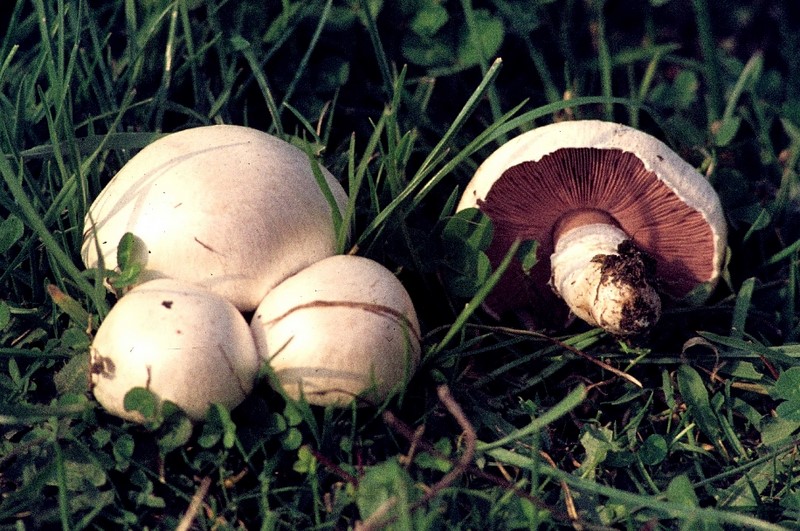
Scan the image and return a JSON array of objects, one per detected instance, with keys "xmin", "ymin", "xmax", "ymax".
[{"xmin": 550, "ymin": 223, "xmax": 661, "ymax": 335}]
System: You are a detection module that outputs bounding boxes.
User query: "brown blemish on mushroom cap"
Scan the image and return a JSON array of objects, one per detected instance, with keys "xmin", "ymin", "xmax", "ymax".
[{"xmin": 478, "ymin": 147, "xmax": 717, "ymax": 316}]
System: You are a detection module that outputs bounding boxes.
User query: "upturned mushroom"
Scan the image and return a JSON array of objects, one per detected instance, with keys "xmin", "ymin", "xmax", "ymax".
[
  {"xmin": 82, "ymin": 125, "xmax": 348, "ymax": 312},
  {"xmin": 251, "ymin": 255, "xmax": 421, "ymax": 407},
  {"xmin": 90, "ymin": 278, "xmax": 260, "ymax": 422},
  {"xmin": 457, "ymin": 120, "xmax": 727, "ymax": 335}
]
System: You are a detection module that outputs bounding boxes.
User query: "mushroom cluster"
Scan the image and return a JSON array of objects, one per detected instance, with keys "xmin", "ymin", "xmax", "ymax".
[
  {"xmin": 84, "ymin": 125, "xmax": 421, "ymax": 421},
  {"xmin": 458, "ymin": 120, "xmax": 727, "ymax": 336}
]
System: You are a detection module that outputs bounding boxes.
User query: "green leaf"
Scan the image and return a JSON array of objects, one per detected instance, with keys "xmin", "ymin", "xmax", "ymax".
[
  {"xmin": 771, "ymin": 367, "xmax": 800, "ymax": 402},
  {"xmin": 440, "ymin": 209, "xmax": 496, "ymax": 297},
  {"xmin": 415, "ymin": 438, "xmax": 452, "ymax": 472},
  {"xmin": 442, "ymin": 246, "xmax": 492, "ymax": 298},
  {"xmin": 158, "ymin": 413, "xmax": 194, "ymax": 454},
  {"xmin": 0, "ymin": 300, "xmax": 9, "ymax": 330},
  {"xmin": 742, "ymin": 208, "xmax": 771, "ymax": 242},
  {"xmin": 775, "ymin": 400, "xmax": 800, "ymax": 422},
  {"xmin": 197, "ymin": 424, "xmax": 220, "ymax": 448},
  {"xmin": 458, "ymin": 9, "xmax": 504, "ymax": 67},
  {"xmin": 410, "ymin": 2, "xmax": 448, "ymax": 37},
  {"xmin": 730, "ymin": 277, "xmax": 755, "ymax": 339},
  {"xmin": 110, "ymin": 262, "xmax": 142, "ymax": 290},
  {"xmin": 116, "ymin": 232, "xmax": 137, "ymax": 271},
  {"xmin": 578, "ymin": 424, "xmax": 618, "ymax": 479},
  {"xmin": 723, "ymin": 361, "xmax": 763, "ymax": 381},
  {"xmin": 716, "ymin": 452, "xmax": 792, "ymax": 510},
  {"xmin": 0, "ymin": 214, "xmax": 23, "ymax": 253},
  {"xmin": 517, "ymin": 240, "xmax": 539, "ymax": 275},
  {"xmin": 771, "ymin": 367, "xmax": 800, "ymax": 421},
  {"xmin": 401, "ymin": 33, "xmax": 453, "ymax": 67},
  {"xmin": 714, "ymin": 116, "xmax": 742, "ymax": 147},
  {"xmin": 605, "ymin": 449, "xmax": 635, "ymax": 467},
  {"xmin": 46, "ymin": 284, "xmax": 90, "ymax": 330},
  {"xmin": 281, "ymin": 427, "xmax": 303, "ymax": 451},
  {"xmin": 199, "ymin": 404, "xmax": 237, "ymax": 449},
  {"xmin": 356, "ymin": 459, "xmax": 415, "ymax": 526},
  {"xmin": 671, "ymin": 70, "xmax": 699, "ymax": 109},
  {"xmin": 61, "ymin": 455, "xmax": 108, "ymax": 490},
  {"xmin": 442, "ymin": 208, "xmax": 494, "ymax": 251},
  {"xmin": 639, "ymin": 434, "xmax": 668, "ymax": 466},
  {"xmin": 293, "ymin": 445, "xmax": 317, "ymax": 474},
  {"xmin": 113, "ymin": 434, "xmax": 135, "ymax": 469},
  {"xmin": 283, "ymin": 401, "xmax": 304, "ymax": 427},
  {"xmin": 111, "ymin": 232, "xmax": 147, "ymax": 289},
  {"xmin": 123, "ymin": 387, "xmax": 160, "ymax": 421},
  {"xmin": 266, "ymin": 412, "xmax": 288, "ymax": 436},
  {"xmin": 61, "ymin": 327, "xmax": 91, "ymax": 351},
  {"xmin": 760, "ymin": 416, "xmax": 800, "ymax": 447},
  {"xmin": 53, "ymin": 351, "xmax": 90, "ymax": 395},
  {"xmin": 666, "ymin": 474, "xmax": 698, "ymax": 507},
  {"xmin": 677, "ymin": 365, "xmax": 723, "ymax": 445}
]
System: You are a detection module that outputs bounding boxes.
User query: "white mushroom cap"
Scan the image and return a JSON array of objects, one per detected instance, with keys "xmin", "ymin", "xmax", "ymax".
[
  {"xmin": 251, "ymin": 255, "xmax": 421, "ymax": 407},
  {"xmin": 82, "ymin": 125, "xmax": 349, "ymax": 312},
  {"xmin": 457, "ymin": 120, "xmax": 727, "ymax": 327},
  {"xmin": 90, "ymin": 278, "xmax": 260, "ymax": 422}
]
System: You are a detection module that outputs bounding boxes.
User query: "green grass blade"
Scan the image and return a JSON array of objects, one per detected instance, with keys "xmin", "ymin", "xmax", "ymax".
[
  {"xmin": 279, "ymin": 0, "xmax": 332, "ymax": 112},
  {"xmin": 430, "ymin": 239, "xmax": 520, "ymax": 355},
  {"xmin": 592, "ymin": 1, "xmax": 614, "ymax": 121},
  {"xmin": 487, "ymin": 447, "xmax": 788, "ymax": 531},
  {"xmin": 476, "ymin": 385, "xmax": 587, "ymax": 452},
  {"xmin": 690, "ymin": 0, "xmax": 723, "ymax": 122},
  {"xmin": 730, "ymin": 277, "xmax": 755, "ymax": 339},
  {"xmin": 235, "ymin": 36, "xmax": 283, "ymax": 137},
  {"xmin": 0, "ymin": 154, "xmax": 107, "ymax": 315},
  {"xmin": 358, "ymin": 0, "xmax": 393, "ymax": 97}
]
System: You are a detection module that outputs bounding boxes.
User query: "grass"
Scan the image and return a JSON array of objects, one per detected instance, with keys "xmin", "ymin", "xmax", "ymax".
[{"xmin": 2, "ymin": 0, "xmax": 800, "ymax": 528}]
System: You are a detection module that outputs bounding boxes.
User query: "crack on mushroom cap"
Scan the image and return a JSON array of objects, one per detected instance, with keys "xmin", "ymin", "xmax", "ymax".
[
  {"xmin": 257, "ymin": 299, "xmax": 422, "ymax": 345},
  {"xmin": 215, "ymin": 343, "xmax": 253, "ymax": 399},
  {"xmin": 193, "ymin": 237, "xmax": 221, "ymax": 254}
]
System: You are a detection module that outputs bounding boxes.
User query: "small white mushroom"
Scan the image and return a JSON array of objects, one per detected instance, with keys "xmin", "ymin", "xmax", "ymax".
[
  {"xmin": 251, "ymin": 255, "xmax": 421, "ymax": 407},
  {"xmin": 90, "ymin": 278, "xmax": 260, "ymax": 422},
  {"xmin": 458, "ymin": 120, "xmax": 727, "ymax": 335},
  {"xmin": 82, "ymin": 125, "xmax": 348, "ymax": 312}
]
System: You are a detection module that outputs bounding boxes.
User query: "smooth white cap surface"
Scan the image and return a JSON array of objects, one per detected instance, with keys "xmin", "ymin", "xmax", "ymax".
[
  {"xmin": 90, "ymin": 278, "xmax": 260, "ymax": 422},
  {"xmin": 82, "ymin": 125, "xmax": 349, "ymax": 311}
]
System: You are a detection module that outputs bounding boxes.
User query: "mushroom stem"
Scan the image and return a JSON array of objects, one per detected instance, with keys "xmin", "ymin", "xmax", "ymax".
[{"xmin": 550, "ymin": 223, "xmax": 661, "ymax": 335}]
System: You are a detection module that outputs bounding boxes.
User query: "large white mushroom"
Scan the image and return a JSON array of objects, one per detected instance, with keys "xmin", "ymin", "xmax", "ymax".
[
  {"xmin": 251, "ymin": 255, "xmax": 421, "ymax": 407},
  {"xmin": 82, "ymin": 125, "xmax": 348, "ymax": 312},
  {"xmin": 458, "ymin": 120, "xmax": 727, "ymax": 335},
  {"xmin": 90, "ymin": 278, "xmax": 260, "ymax": 422}
]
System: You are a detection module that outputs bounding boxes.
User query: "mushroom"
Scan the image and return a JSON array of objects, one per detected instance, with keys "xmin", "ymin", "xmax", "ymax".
[
  {"xmin": 82, "ymin": 125, "xmax": 348, "ymax": 312},
  {"xmin": 90, "ymin": 278, "xmax": 260, "ymax": 422},
  {"xmin": 251, "ymin": 255, "xmax": 421, "ymax": 407},
  {"xmin": 457, "ymin": 120, "xmax": 727, "ymax": 335}
]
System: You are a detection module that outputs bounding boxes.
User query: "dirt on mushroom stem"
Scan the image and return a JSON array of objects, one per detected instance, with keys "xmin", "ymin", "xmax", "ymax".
[
  {"xmin": 549, "ymin": 221, "xmax": 662, "ymax": 336},
  {"xmin": 592, "ymin": 239, "xmax": 662, "ymax": 335}
]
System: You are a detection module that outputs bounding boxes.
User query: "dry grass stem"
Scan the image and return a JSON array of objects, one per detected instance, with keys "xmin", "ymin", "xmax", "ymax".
[{"xmin": 175, "ymin": 476, "xmax": 212, "ymax": 531}]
